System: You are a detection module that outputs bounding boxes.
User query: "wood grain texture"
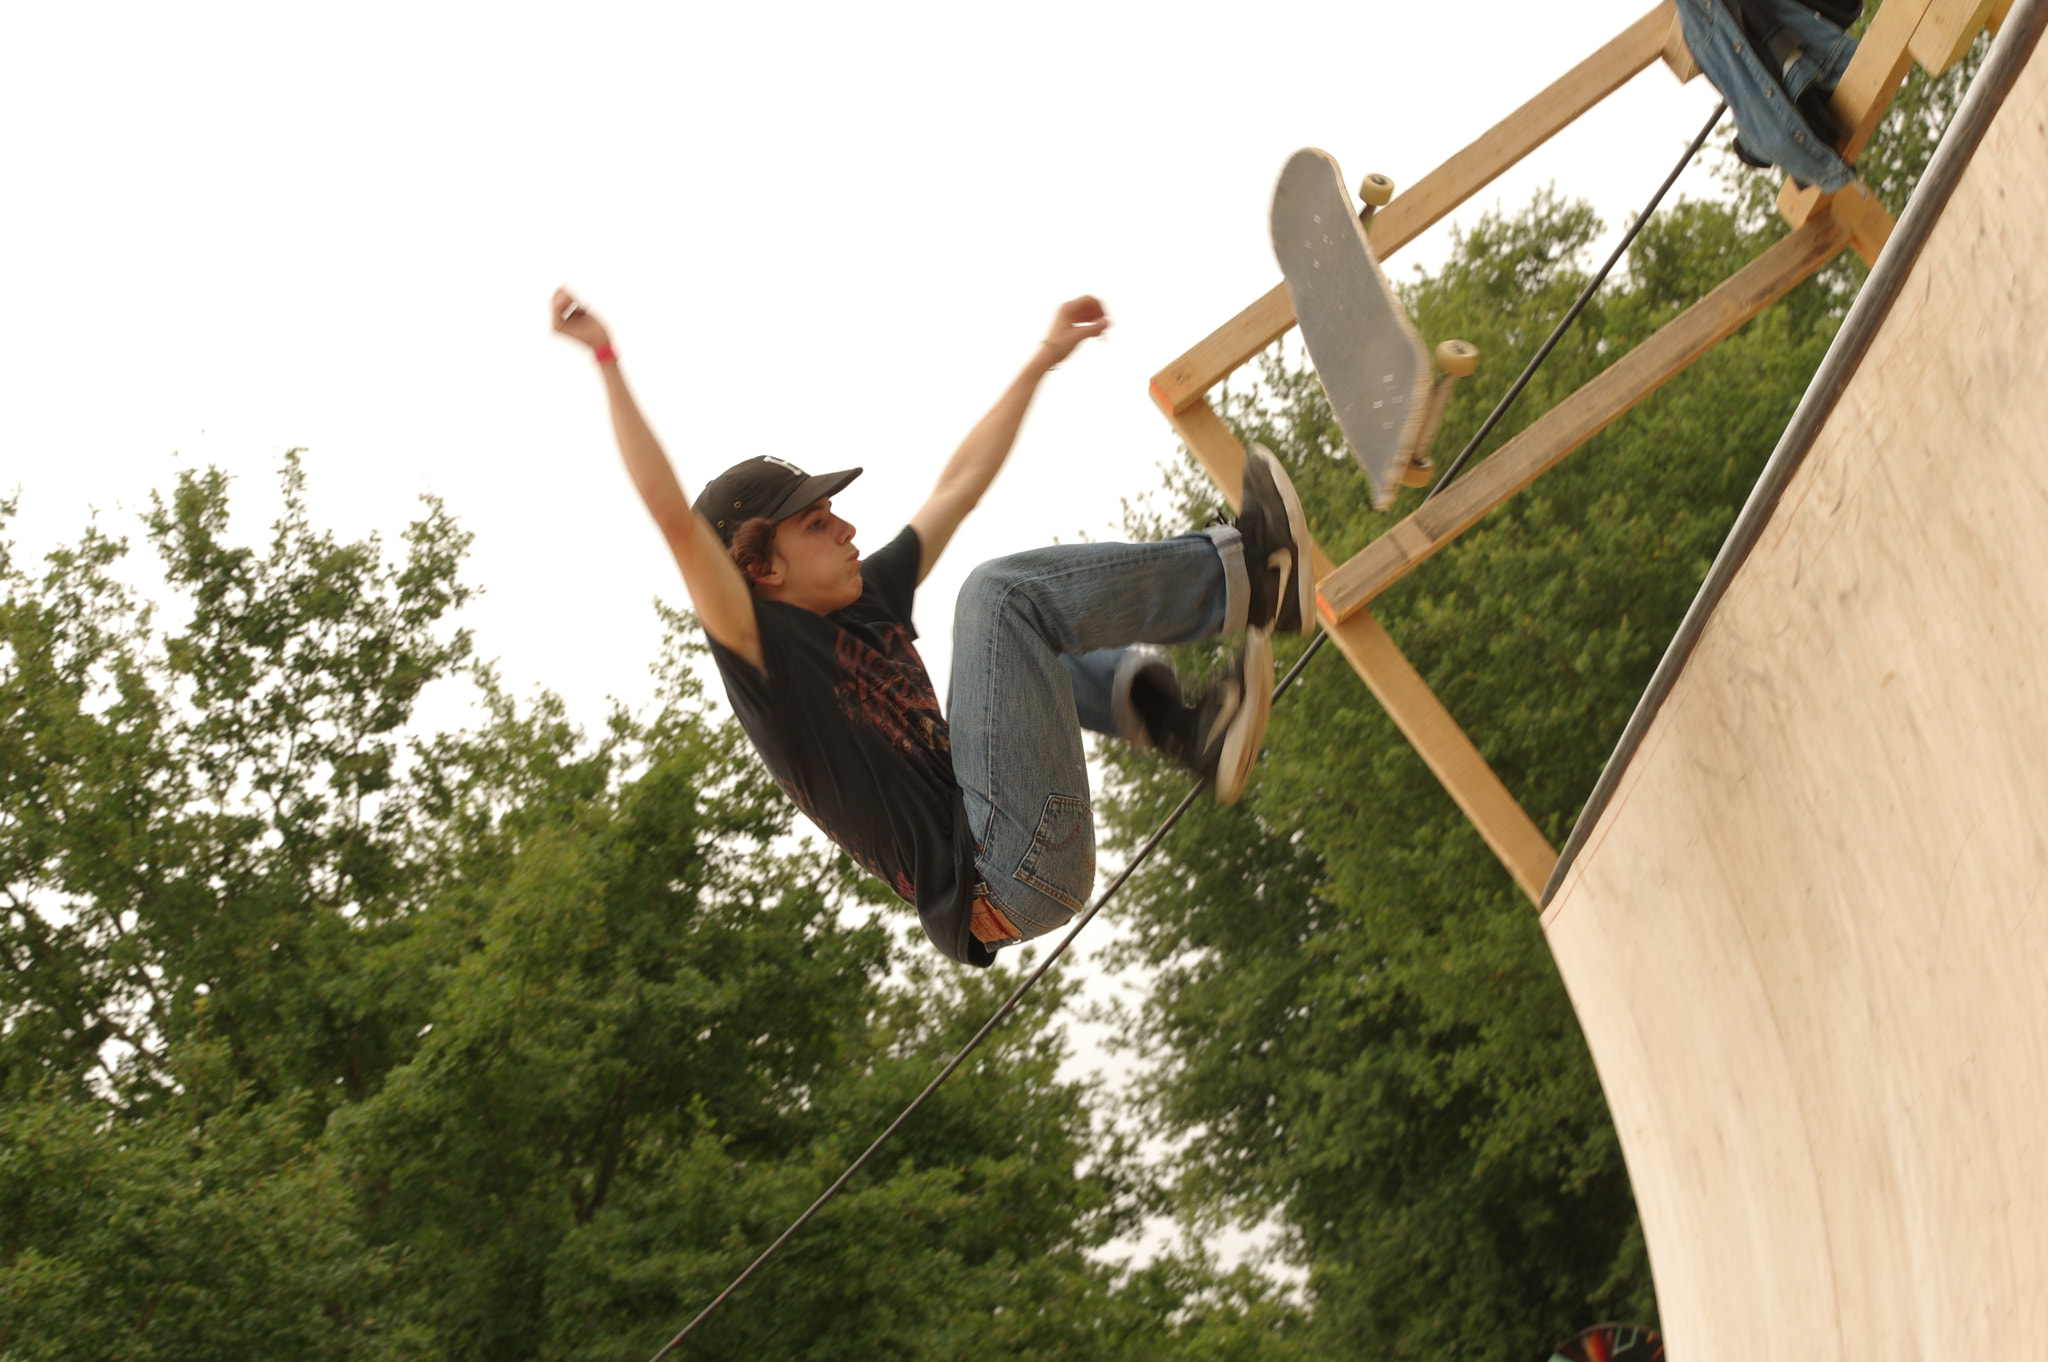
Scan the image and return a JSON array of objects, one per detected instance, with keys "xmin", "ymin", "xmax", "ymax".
[
  {"xmin": 1912, "ymin": 0, "xmax": 1999, "ymax": 73},
  {"xmin": 1167, "ymin": 395, "xmax": 1552, "ymax": 900},
  {"xmin": 1782, "ymin": 179, "xmax": 1900, "ymax": 264},
  {"xmin": 1318, "ymin": 214, "xmax": 1852, "ymax": 621},
  {"xmin": 1321, "ymin": 609, "xmax": 1557, "ymax": 904},
  {"xmin": 1663, "ymin": 7, "xmax": 1702, "ymax": 82},
  {"xmin": 1833, "ymin": 0, "xmax": 1940, "ymax": 161},
  {"xmin": 1546, "ymin": 41, "xmax": 2048, "ymax": 1359},
  {"xmin": 1832, "ymin": 179, "xmax": 1899, "ymax": 264},
  {"xmin": 1149, "ymin": 4, "xmax": 1675, "ymax": 415}
]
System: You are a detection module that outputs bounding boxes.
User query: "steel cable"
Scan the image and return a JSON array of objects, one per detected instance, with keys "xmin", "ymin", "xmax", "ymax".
[{"xmin": 1430, "ymin": 101, "xmax": 1725, "ymax": 495}]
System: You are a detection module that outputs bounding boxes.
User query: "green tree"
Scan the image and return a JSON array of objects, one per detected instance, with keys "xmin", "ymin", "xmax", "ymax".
[
  {"xmin": 0, "ymin": 1094, "xmax": 422, "ymax": 1360},
  {"xmin": 0, "ymin": 454, "xmax": 474, "ymax": 1118},
  {"xmin": 1, "ymin": 462, "xmax": 1307, "ymax": 1360}
]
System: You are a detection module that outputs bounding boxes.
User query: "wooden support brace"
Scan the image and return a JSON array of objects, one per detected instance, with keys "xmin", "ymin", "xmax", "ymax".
[
  {"xmin": 1319, "ymin": 608, "xmax": 1558, "ymax": 905},
  {"xmin": 1662, "ymin": 7, "xmax": 1701, "ymax": 81},
  {"xmin": 1166, "ymin": 396, "xmax": 1338, "ymax": 578},
  {"xmin": 1148, "ymin": 3, "xmax": 1678, "ymax": 416},
  {"xmin": 1911, "ymin": 0, "xmax": 2000, "ymax": 74},
  {"xmin": 1831, "ymin": 0, "xmax": 1941, "ymax": 162},
  {"xmin": 1778, "ymin": 177, "xmax": 1897, "ymax": 265},
  {"xmin": 1165, "ymin": 394, "xmax": 1554, "ymax": 904},
  {"xmin": 1318, "ymin": 213, "xmax": 1853, "ymax": 621}
]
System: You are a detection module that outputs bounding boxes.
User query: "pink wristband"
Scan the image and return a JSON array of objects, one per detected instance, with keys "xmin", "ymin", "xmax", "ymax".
[{"xmin": 593, "ymin": 343, "xmax": 617, "ymax": 365}]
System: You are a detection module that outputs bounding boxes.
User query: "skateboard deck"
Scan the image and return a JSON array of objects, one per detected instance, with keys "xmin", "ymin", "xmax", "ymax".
[{"xmin": 1271, "ymin": 147, "xmax": 1432, "ymax": 510}]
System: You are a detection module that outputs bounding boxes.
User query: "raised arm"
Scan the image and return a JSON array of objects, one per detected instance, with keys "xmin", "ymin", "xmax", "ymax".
[
  {"xmin": 551, "ymin": 288, "xmax": 764, "ymax": 669},
  {"xmin": 908, "ymin": 295, "xmax": 1110, "ymax": 581}
]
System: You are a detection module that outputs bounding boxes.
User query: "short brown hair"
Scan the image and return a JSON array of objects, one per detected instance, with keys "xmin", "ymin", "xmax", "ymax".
[{"xmin": 728, "ymin": 516, "xmax": 780, "ymax": 584}]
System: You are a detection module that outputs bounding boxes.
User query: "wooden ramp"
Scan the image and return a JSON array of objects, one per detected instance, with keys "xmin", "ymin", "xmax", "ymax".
[{"xmin": 1542, "ymin": 9, "xmax": 2048, "ymax": 1357}]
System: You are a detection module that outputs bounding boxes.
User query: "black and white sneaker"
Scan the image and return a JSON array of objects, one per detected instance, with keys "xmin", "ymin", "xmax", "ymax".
[
  {"xmin": 1209, "ymin": 631, "xmax": 1273, "ymax": 805},
  {"xmin": 1239, "ymin": 442, "xmax": 1315, "ymax": 637},
  {"xmin": 1128, "ymin": 641, "xmax": 1273, "ymax": 805}
]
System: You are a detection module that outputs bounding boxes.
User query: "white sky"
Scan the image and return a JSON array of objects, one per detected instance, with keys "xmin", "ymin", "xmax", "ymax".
[{"xmin": 3, "ymin": 0, "xmax": 1725, "ymax": 1266}]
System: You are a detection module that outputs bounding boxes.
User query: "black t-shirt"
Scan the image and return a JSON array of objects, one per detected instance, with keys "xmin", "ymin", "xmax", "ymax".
[{"xmin": 707, "ymin": 526, "xmax": 991, "ymax": 967}]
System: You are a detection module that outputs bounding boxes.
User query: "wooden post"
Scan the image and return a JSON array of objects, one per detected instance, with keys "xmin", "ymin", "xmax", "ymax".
[
  {"xmin": 1149, "ymin": 3, "xmax": 1679, "ymax": 416},
  {"xmin": 1318, "ymin": 214, "xmax": 1853, "ymax": 621},
  {"xmin": 1321, "ymin": 609, "xmax": 1558, "ymax": 904},
  {"xmin": 1835, "ymin": 182, "xmax": 1898, "ymax": 263},
  {"xmin": 1831, "ymin": 0, "xmax": 1942, "ymax": 162},
  {"xmin": 1911, "ymin": 0, "xmax": 2000, "ymax": 74},
  {"xmin": 1662, "ymin": 7, "xmax": 1701, "ymax": 82},
  {"xmin": 1779, "ymin": 177, "xmax": 1898, "ymax": 265}
]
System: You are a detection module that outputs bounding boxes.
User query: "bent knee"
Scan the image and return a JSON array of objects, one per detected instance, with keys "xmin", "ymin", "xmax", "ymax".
[{"xmin": 957, "ymin": 554, "xmax": 1052, "ymax": 627}]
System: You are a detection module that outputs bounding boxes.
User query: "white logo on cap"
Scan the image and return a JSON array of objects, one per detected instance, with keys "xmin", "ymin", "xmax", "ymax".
[{"xmin": 760, "ymin": 456, "xmax": 805, "ymax": 476}]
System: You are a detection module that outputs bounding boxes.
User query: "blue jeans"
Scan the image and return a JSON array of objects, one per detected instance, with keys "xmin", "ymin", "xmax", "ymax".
[
  {"xmin": 947, "ymin": 527, "xmax": 1247, "ymax": 944},
  {"xmin": 1680, "ymin": 0, "xmax": 1859, "ymax": 191}
]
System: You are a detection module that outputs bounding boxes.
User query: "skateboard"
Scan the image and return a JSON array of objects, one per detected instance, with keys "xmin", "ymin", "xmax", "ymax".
[
  {"xmin": 1271, "ymin": 148, "xmax": 1476, "ymax": 509},
  {"xmin": 1547, "ymin": 1321, "xmax": 1662, "ymax": 1362}
]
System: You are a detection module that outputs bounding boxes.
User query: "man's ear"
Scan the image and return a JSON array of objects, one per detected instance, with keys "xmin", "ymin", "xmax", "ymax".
[{"xmin": 748, "ymin": 552, "xmax": 787, "ymax": 595}]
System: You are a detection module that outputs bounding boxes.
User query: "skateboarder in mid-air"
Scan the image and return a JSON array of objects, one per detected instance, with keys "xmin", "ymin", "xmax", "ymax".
[{"xmin": 551, "ymin": 287, "xmax": 1314, "ymax": 966}]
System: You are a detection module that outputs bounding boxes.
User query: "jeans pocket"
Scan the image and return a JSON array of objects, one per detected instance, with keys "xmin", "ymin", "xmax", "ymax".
[{"xmin": 1012, "ymin": 793, "xmax": 1096, "ymax": 913}]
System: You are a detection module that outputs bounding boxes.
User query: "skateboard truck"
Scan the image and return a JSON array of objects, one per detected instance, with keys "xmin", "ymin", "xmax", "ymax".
[{"xmin": 1399, "ymin": 339, "xmax": 1480, "ymax": 488}]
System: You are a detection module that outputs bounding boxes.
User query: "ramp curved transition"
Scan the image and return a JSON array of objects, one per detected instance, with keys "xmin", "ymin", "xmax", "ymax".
[{"xmin": 1542, "ymin": 10, "xmax": 2048, "ymax": 1358}]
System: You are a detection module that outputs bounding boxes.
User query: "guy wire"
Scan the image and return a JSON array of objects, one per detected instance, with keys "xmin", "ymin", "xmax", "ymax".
[{"xmin": 1430, "ymin": 100, "xmax": 1725, "ymax": 495}]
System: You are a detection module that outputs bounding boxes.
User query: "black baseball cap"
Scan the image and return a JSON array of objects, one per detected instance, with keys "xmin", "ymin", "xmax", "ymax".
[{"xmin": 693, "ymin": 456, "xmax": 864, "ymax": 547}]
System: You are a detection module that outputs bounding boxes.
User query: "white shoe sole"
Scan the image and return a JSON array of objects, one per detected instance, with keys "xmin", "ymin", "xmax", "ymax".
[{"xmin": 1213, "ymin": 628, "xmax": 1274, "ymax": 806}]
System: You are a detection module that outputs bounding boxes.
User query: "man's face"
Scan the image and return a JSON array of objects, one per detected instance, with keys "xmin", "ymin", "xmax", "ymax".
[{"xmin": 760, "ymin": 499, "xmax": 861, "ymax": 613}]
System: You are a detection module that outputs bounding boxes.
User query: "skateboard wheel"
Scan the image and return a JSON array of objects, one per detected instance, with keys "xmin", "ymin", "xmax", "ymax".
[
  {"xmin": 1435, "ymin": 339, "xmax": 1479, "ymax": 377},
  {"xmin": 1358, "ymin": 173, "xmax": 1395, "ymax": 208}
]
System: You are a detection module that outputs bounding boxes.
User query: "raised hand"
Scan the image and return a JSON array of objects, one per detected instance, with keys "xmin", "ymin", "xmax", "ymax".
[
  {"xmin": 1042, "ymin": 295, "xmax": 1111, "ymax": 363},
  {"xmin": 550, "ymin": 286, "xmax": 613, "ymax": 353}
]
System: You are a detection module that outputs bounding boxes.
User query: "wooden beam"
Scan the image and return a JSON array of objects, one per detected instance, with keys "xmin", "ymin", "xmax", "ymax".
[
  {"xmin": 1910, "ymin": 0, "xmax": 1999, "ymax": 74},
  {"xmin": 1831, "ymin": 181, "xmax": 1898, "ymax": 263},
  {"xmin": 1168, "ymin": 394, "xmax": 1551, "ymax": 902},
  {"xmin": 1166, "ymin": 395, "xmax": 1337, "ymax": 578},
  {"xmin": 1778, "ymin": 177, "xmax": 1897, "ymax": 265},
  {"xmin": 1832, "ymin": 0, "xmax": 1941, "ymax": 162},
  {"xmin": 1319, "ymin": 214, "xmax": 1853, "ymax": 621},
  {"xmin": 1363, "ymin": 3, "xmax": 1675, "ymax": 271},
  {"xmin": 1149, "ymin": 3, "xmax": 1678, "ymax": 416},
  {"xmin": 1321, "ymin": 608, "xmax": 1558, "ymax": 905},
  {"xmin": 1662, "ymin": 6, "xmax": 1701, "ymax": 82},
  {"xmin": 1150, "ymin": 286, "xmax": 1291, "ymax": 417}
]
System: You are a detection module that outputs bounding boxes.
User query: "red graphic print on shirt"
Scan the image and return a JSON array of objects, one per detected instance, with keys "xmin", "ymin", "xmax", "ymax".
[{"xmin": 833, "ymin": 623, "xmax": 950, "ymax": 762}]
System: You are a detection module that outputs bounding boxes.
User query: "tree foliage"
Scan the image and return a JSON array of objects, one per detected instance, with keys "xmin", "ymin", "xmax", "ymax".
[
  {"xmin": 0, "ymin": 465, "xmax": 1306, "ymax": 1360},
  {"xmin": 0, "ymin": 40, "xmax": 1986, "ymax": 1360}
]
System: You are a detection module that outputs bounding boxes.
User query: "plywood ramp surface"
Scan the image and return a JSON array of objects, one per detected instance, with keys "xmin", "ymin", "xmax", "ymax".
[{"xmin": 1541, "ymin": 27, "xmax": 2048, "ymax": 1361}]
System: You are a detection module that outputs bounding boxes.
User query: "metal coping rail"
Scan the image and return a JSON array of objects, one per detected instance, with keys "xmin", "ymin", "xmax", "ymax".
[{"xmin": 1543, "ymin": 0, "xmax": 2048, "ymax": 904}]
